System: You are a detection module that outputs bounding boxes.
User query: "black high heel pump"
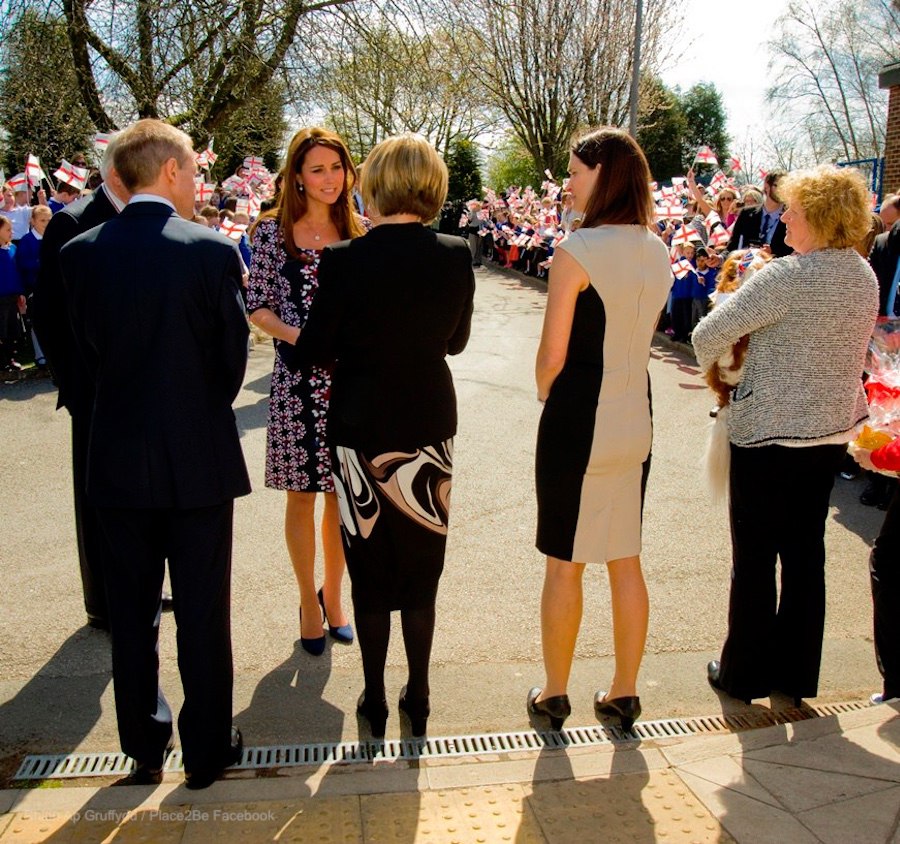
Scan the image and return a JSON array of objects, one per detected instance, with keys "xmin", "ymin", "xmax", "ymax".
[
  {"xmin": 527, "ymin": 687, "xmax": 571, "ymax": 731},
  {"xmin": 398, "ymin": 685, "xmax": 430, "ymax": 738},
  {"xmin": 594, "ymin": 691, "xmax": 641, "ymax": 733},
  {"xmin": 356, "ymin": 691, "xmax": 388, "ymax": 739}
]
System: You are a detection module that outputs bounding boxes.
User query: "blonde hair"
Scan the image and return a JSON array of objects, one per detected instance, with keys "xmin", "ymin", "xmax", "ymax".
[
  {"xmin": 111, "ymin": 119, "xmax": 194, "ymax": 192},
  {"xmin": 31, "ymin": 205, "xmax": 52, "ymax": 223},
  {"xmin": 780, "ymin": 164, "xmax": 872, "ymax": 249},
  {"xmin": 361, "ymin": 133, "xmax": 448, "ymax": 223}
]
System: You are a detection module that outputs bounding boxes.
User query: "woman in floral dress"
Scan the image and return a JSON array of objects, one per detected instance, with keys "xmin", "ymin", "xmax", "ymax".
[{"xmin": 248, "ymin": 127, "xmax": 366, "ymax": 654}]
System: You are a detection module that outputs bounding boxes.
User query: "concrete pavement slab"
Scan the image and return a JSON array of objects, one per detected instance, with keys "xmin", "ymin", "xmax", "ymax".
[
  {"xmin": 673, "ymin": 756, "xmax": 783, "ymax": 808},
  {"xmin": 673, "ymin": 767, "xmax": 820, "ymax": 843},
  {"xmin": 796, "ymin": 785, "xmax": 900, "ymax": 844}
]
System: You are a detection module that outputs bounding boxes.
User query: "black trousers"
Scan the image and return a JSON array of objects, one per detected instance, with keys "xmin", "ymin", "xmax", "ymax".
[
  {"xmin": 871, "ymin": 483, "xmax": 900, "ymax": 700},
  {"xmin": 71, "ymin": 413, "xmax": 110, "ymax": 620},
  {"xmin": 718, "ymin": 443, "xmax": 845, "ymax": 701},
  {"xmin": 96, "ymin": 502, "xmax": 235, "ymax": 772}
]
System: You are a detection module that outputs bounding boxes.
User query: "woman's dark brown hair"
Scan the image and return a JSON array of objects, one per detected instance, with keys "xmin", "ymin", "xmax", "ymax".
[
  {"xmin": 571, "ymin": 127, "xmax": 655, "ymax": 228},
  {"xmin": 251, "ymin": 127, "xmax": 364, "ymax": 257}
]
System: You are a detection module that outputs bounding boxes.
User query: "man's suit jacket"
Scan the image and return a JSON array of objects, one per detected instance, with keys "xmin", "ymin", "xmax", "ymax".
[
  {"xmin": 61, "ymin": 200, "xmax": 251, "ymax": 510},
  {"xmin": 32, "ymin": 187, "xmax": 119, "ymax": 416},
  {"xmin": 727, "ymin": 205, "xmax": 791, "ymax": 257},
  {"xmin": 869, "ymin": 221, "xmax": 900, "ymax": 316}
]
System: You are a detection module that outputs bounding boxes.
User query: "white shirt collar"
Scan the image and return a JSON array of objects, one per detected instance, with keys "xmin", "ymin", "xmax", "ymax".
[
  {"xmin": 129, "ymin": 194, "xmax": 176, "ymax": 211},
  {"xmin": 101, "ymin": 182, "xmax": 127, "ymax": 213}
]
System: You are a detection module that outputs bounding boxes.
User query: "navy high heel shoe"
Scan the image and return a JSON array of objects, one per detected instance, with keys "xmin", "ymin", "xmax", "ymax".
[
  {"xmin": 298, "ymin": 606, "xmax": 325, "ymax": 656},
  {"xmin": 594, "ymin": 691, "xmax": 641, "ymax": 733},
  {"xmin": 317, "ymin": 588, "xmax": 354, "ymax": 644},
  {"xmin": 527, "ymin": 687, "xmax": 571, "ymax": 731}
]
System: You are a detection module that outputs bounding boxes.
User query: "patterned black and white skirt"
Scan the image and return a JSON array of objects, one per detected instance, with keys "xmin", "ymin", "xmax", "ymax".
[{"xmin": 331, "ymin": 440, "xmax": 453, "ymax": 612}]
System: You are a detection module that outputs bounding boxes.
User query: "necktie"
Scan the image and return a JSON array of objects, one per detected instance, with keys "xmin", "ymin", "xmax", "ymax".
[{"xmin": 760, "ymin": 213, "xmax": 770, "ymax": 243}]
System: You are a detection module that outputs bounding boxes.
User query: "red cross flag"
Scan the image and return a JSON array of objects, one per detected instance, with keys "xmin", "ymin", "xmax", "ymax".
[
  {"xmin": 758, "ymin": 167, "xmax": 768, "ymax": 181},
  {"xmin": 656, "ymin": 202, "xmax": 684, "ymax": 220},
  {"xmin": 196, "ymin": 150, "xmax": 210, "ymax": 169},
  {"xmin": 729, "ymin": 156, "xmax": 743, "ymax": 173},
  {"xmin": 93, "ymin": 132, "xmax": 112, "ymax": 152},
  {"xmin": 708, "ymin": 226, "xmax": 731, "ymax": 249},
  {"xmin": 53, "ymin": 159, "xmax": 89, "ymax": 190},
  {"xmin": 26, "ymin": 154, "xmax": 46, "ymax": 186},
  {"xmin": 670, "ymin": 225, "xmax": 695, "ymax": 246},
  {"xmin": 671, "ymin": 256, "xmax": 693, "ymax": 280},
  {"xmin": 694, "ymin": 146, "xmax": 718, "ymax": 166},
  {"xmin": 219, "ymin": 219, "xmax": 247, "ymax": 241},
  {"xmin": 195, "ymin": 182, "xmax": 216, "ymax": 203},
  {"xmin": 671, "ymin": 176, "xmax": 687, "ymax": 189},
  {"xmin": 244, "ymin": 156, "xmax": 265, "ymax": 171},
  {"xmin": 710, "ymin": 170, "xmax": 727, "ymax": 190},
  {"xmin": 7, "ymin": 173, "xmax": 27, "ymax": 192},
  {"xmin": 704, "ymin": 210, "xmax": 722, "ymax": 229}
]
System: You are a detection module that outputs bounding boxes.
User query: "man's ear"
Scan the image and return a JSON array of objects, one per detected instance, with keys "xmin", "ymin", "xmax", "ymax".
[{"xmin": 162, "ymin": 157, "xmax": 180, "ymax": 184}]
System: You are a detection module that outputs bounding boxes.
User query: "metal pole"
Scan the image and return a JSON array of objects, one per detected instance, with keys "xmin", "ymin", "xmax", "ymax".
[{"xmin": 629, "ymin": 0, "xmax": 643, "ymax": 137}]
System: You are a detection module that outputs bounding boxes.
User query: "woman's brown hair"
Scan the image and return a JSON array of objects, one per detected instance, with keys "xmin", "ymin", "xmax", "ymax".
[
  {"xmin": 571, "ymin": 127, "xmax": 655, "ymax": 228},
  {"xmin": 251, "ymin": 127, "xmax": 364, "ymax": 257}
]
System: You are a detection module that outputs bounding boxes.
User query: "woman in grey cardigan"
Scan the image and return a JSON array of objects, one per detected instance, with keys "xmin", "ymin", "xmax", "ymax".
[{"xmin": 692, "ymin": 164, "xmax": 879, "ymax": 706}]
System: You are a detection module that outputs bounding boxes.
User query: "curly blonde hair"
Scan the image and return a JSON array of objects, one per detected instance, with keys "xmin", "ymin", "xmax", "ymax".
[{"xmin": 780, "ymin": 164, "xmax": 872, "ymax": 250}]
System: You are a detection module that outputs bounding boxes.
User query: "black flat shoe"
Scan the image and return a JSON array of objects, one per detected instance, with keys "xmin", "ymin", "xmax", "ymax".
[
  {"xmin": 118, "ymin": 736, "xmax": 175, "ymax": 786},
  {"xmin": 398, "ymin": 685, "xmax": 430, "ymax": 738},
  {"xmin": 357, "ymin": 691, "xmax": 389, "ymax": 738},
  {"xmin": 594, "ymin": 691, "xmax": 641, "ymax": 733},
  {"xmin": 184, "ymin": 726, "xmax": 243, "ymax": 790},
  {"xmin": 526, "ymin": 687, "xmax": 571, "ymax": 731},
  {"xmin": 298, "ymin": 606, "xmax": 325, "ymax": 656},
  {"xmin": 707, "ymin": 660, "xmax": 752, "ymax": 705},
  {"xmin": 317, "ymin": 588, "xmax": 353, "ymax": 644}
]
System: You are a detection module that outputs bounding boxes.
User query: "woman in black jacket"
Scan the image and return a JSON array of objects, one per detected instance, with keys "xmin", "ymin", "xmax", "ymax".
[{"xmin": 280, "ymin": 134, "xmax": 475, "ymax": 738}]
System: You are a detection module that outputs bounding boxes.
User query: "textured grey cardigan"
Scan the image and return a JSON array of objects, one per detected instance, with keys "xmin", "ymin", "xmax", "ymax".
[{"xmin": 692, "ymin": 248, "xmax": 879, "ymax": 447}]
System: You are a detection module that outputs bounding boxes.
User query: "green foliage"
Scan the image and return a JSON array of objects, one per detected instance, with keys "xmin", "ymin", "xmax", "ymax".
[
  {"xmin": 0, "ymin": 11, "xmax": 96, "ymax": 177},
  {"xmin": 486, "ymin": 134, "xmax": 543, "ymax": 192},
  {"xmin": 679, "ymin": 82, "xmax": 729, "ymax": 171},
  {"xmin": 446, "ymin": 139, "xmax": 483, "ymax": 203},
  {"xmin": 203, "ymin": 80, "xmax": 288, "ymax": 182},
  {"xmin": 637, "ymin": 78, "xmax": 688, "ymax": 182}
]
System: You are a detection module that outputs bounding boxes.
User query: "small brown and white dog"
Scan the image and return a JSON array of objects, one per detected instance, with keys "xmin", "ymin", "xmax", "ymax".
[{"xmin": 702, "ymin": 249, "xmax": 772, "ymax": 502}]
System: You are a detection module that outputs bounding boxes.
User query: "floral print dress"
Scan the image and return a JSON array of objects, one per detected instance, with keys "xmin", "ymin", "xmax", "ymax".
[{"xmin": 247, "ymin": 217, "xmax": 334, "ymax": 492}]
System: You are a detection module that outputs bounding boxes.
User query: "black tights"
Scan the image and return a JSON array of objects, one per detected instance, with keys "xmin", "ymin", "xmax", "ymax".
[{"xmin": 355, "ymin": 606, "xmax": 435, "ymax": 703}]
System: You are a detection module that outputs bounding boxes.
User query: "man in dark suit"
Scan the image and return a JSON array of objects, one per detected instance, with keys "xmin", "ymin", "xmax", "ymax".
[
  {"xmin": 32, "ymin": 140, "xmax": 131, "ymax": 630},
  {"xmin": 61, "ymin": 119, "xmax": 251, "ymax": 789},
  {"xmin": 727, "ymin": 170, "xmax": 792, "ymax": 257}
]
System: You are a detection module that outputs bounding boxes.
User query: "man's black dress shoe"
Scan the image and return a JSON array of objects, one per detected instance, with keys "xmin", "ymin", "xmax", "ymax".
[
  {"xmin": 594, "ymin": 691, "xmax": 642, "ymax": 733},
  {"xmin": 161, "ymin": 591, "xmax": 174, "ymax": 612},
  {"xmin": 527, "ymin": 687, "xmax": 571, "ymax": 731},
  {"xmin": 117, "ymin": 738, "xmax": 174, "ymax": 786},
  {"xmin": 86, "ymin": 614, "xmax": 110, "ymax": 631},
  {"xmin": 184, "ymin": 726, "xmax": 243, "ymax": 790}
]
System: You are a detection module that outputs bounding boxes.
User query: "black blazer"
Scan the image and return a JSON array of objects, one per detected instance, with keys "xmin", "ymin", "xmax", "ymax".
[
  {"xmin": 33, "ymin": 187, "xmax": 119, "ymax": 415},
  {"xmin": 61, "ymin": 200, "xmax": 252, "ymax": 509},
  {"xmin": 727, "ymin": 205, "xmax": 791, "ymax": 257},
  {"xmin": 869, "ymin": 222, "xmax": 900, "ymax": 316},
  {"xmin": 280, "ymin": 223, "xmax": 475, "ymax": 451}
]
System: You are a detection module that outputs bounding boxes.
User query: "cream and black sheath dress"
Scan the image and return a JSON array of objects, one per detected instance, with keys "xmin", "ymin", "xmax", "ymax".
[{"xmin": 535, "ymin": 225, "xmax": 672, "ymax": 564}]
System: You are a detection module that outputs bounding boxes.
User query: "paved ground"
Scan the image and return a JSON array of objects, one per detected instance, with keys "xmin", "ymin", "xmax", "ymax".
[{"xmin": 0, "ymin": 262, "xmax": 896, "ymax": 841}]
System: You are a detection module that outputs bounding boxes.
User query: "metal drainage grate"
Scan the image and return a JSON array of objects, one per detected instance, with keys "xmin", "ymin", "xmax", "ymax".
[{"xmin": 12, "ymin": 698, "xmax": 873, "ymax": 782}]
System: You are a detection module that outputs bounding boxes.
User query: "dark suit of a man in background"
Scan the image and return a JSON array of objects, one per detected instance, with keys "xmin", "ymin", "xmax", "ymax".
[
  {"xmin": 61, "ymin": 119, "xmax": 250, "ymax": 789},
  {"xmin": 727, "ymin": 170, "xmax": 792, "ymax": 258},
  {"xmin": 32, "ymin": 157, "xmax": 129, "ymax": 630}
]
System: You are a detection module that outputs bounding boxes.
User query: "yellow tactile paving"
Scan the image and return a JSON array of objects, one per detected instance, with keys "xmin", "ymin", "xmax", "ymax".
[
  {"xmin": 522, "ymin": 769, "xmax": 734, "ymax": 843},
  {"xmin": 1, "ymin": 771, "xmax": 733, "ymax": 843},
  {"xmin": 179, "ymin": 798, "xmax": 363, "ymax": 843},
  {"xmin": 361, "ymin": 785, "xmax": 545, "ymax": 843}
]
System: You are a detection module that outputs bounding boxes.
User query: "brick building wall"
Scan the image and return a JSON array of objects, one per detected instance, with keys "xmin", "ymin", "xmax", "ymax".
[{"xmin": 881, "ymin": 62, "xmax": 900, "ymax": 197}]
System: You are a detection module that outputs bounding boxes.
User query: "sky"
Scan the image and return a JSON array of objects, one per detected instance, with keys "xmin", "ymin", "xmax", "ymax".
[{"xmin": 663, "ymin": 0, "xmax": 787, "ymax": 144}]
